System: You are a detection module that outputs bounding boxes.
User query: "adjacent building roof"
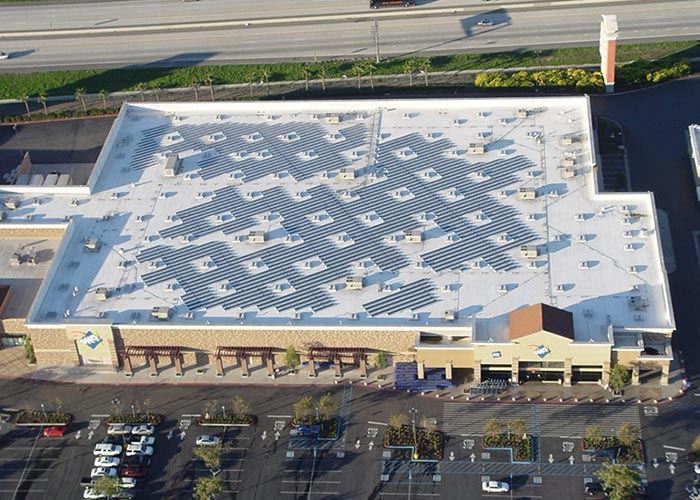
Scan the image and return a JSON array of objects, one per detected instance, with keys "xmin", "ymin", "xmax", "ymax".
[{"xmin": 508, "ymin": 303, "xmax": 574, "ymax": 341}]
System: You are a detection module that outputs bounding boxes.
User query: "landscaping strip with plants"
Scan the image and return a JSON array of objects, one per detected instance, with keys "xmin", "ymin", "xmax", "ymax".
[
  {"xmin": 383, "ymin": 424, "xmax": 443, "ymax": 462},
  {"xmin": 15, "ymin": 410, "xmax": 72, "ymax": 426},
  {"xmin": 198, "ymin": 414, "xmax": 256, "ymax": 426},
  {"xmin": 583, "ymin": 423, "xmax": 644, "ymax": 464},
  {"xmin": 106, "ymin": 413, "xmax": 163, "ymax": 425},
  {"xmin": 482, "ymin": 418, "xmax": 533, "ymax": 462}
]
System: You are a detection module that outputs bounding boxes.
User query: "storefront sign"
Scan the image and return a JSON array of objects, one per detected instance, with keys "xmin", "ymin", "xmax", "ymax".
[
  {"xmin": 531, "ymin": 344, "xmax": 551, "ymax": 358},
  {"xmin": 79, "ymin": 331, "xmax": 103, "ymax": 350},
  {"xmin": 491, "ymin": 351, "xmax": 502, "ymax": 359}
]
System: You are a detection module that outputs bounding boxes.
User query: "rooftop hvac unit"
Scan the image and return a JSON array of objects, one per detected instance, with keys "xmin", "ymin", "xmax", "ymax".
[
  {"xmin": 95, "ymin": 287, "xmax": 110, "ymax": 301},
  {"xmin": 560, "ymin": 135, "xmax": 574, "ymax": 146},
  {"xmin": 443, "ymin": 310, "xmax": 456, "ymax": 321},
  {"xmin": 324, "ymin": 114, "xmax": 341, "ymax": 124},
  {"xmin": 338, "ymin": 168, "xmax": 356, "ymax": 180},
  {"xmin": 498, "ymin": 284, "xmax": 508, "ymax": 293},
  {"xmin": 624, "ymin": 244, "xmax": 635, "ymax": 252},
  {"xmin": 561, "ymin": 167, "xmax": 576, "ymax": 179},
  {"xmin": 150, "ymin": 306, "xmax": 172, "ymax": 320},
  {"xmin": 345, "ymin": 276, "xmax": 364, "ymax": 290},
  {"xmin": 497, "ymin": 190, "xmax": 508, "ymax": 198},
  {"xmin": 519, "ymin": 245, "xmax": 539, "ymax": 259},
  {"xmin": 3, "ymin": 197, "xmax": 18, "ymax": 210},
  {"xmin": 162, "ymin": 154, "xmax": 181, "ymax": 177},
  {"xmin": 84, "ymin": 239, "xmax": 101, "ymax": 252},
  {"xmin": 248, "ymin": 230, "xmax": 266, "ymax": 243},
  {"xmin": 516, "ymin": 109, "xmax": 529, "ymax": 118},
  {"xmin": 555, "ymin": 285, "xmax": 566, "ymax": 292},
  {"xmin": 517, "ymin": 187, "xmax": 537, "ymax": 200},
  {"xmin": 578, "ymin": 261, "xmax": 590, "ymax": 270},
  {"xmin": 560, "ymin": 157, "xmax": 575, "ymax": 168},
  {"xmin": 404, "ymin": 230, "xmax": 423, "ymax": 243},
  {"xmin": 468, "ymin": 143, "xmax": 485, "ymax": 155},
  {"xmin": 575, "ymin": 213, "xmax": 586, "ymax": 222},
  {"xmin": 576, "ymin": 234, "xmax": 587, "ymax": 243}
]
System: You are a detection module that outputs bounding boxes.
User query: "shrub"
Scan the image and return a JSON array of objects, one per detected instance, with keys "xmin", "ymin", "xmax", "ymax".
[
  {"xmin": 193, "ymin": 476, "xmax": 224, "ymax": 500},
  {"xmin": 284, "ymin": 345, "xmax": 300, "ymax": 371},
  {"xmin": 388, "ymin": 413, "xmax": 409, "ymax": 429},
  {"xmin": 193, "ymin": 444, "xmax": 223, "ymax": 469},
  {"xmin": 374, "ymin": 352, "xmax": 389, "ymax": 370}
]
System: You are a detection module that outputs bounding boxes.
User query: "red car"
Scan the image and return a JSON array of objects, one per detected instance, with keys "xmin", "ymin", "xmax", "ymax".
[
  {"xmin": 119, "ymin": 466, "xmax": 148, "ymax": 478},
  {"xmin": 42, "ymin": 426, "xmax": 66, "ymax": 438}
]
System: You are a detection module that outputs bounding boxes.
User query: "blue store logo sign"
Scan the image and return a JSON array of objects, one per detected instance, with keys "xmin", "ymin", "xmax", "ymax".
[
  {"xmin": 79, "ymin": 331, "xmax": 103, "ymax": 350},
  {"xmin": 531, "ymin": 344, "xmax": 551, "ymax": 358}
]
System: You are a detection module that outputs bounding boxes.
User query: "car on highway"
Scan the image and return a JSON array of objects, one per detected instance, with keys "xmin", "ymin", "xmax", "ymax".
[
  {"xmin": 482, "ymin": 480, "xmax": 510, "ymax": 493},
  {"xmin": 476, "ymin": 19, "xmax": 494, "ymax": 27},
  {"xmin": 0, "ymin": 52, "xmax": 9, "ymax": 60},
  {"xmin": 94, "ymin": 456, "xmax": 120, "ymax": 468},
  {"xmin": 42, "ymin": 426, "xmax": 66, "ymax": 438},
  {"xmin": 119, "ymin": 466, "xmax": 148, "ymax": 478},
  {"xmin": 93, "ymin": 443, "xmax": 123, "ymax": 456},
  {"xmin": 107, "ymin": 424, "xmax": 133, "ymax": 435},
  {"xmin": 369, "ymin": 0, "xmax": 414, "ymax": 7},
  {"xmin": 90, "ymin": 467, "xmax": 117, "ymax": 478},
  {"xmin": 130, "ymin": 435, "xmax": 155, "ymax": 446},
  {"xmin": 131, "ymin": 424, "xmax": 155, "ymax": 436},
  {"xmin": 125, "ymin": 444, "xmax": 154, "ymax": 456},
  {"xmin": 195, "ymin": 435, "xmax": 221, "ymax": 446}
]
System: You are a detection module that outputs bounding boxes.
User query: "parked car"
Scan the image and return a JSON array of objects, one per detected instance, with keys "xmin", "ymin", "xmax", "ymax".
[
  {"xmin": 296, "ymin": 424, "xmax": 320, "ymax": 436},
  {"xmin": 125, "ymin": 444, "xmax": 154, "ymax": 456},
  {"xmin": 130, "ymin": 435, "xmax": 155, "ymax": 446},
  {"xmin": 83, "ymin": 488, "xmax": 105, "ymax": 499},
  {"xmin": 42, "ymin": 426, "xmax": 66, "ymax": 438},
  {"xmin": 119, "ymin": 466, "xmax": 148, "ymax": 478},
  {"xmin": 119, "ymin": 478, "xmax": 137, "ymax": 489},
  {"xmin": 122, "ymin": 455, "xmax": 151, "ymax": 467},
  {"xmin": 0, "ymin": 52, "xmax": 10, "ymax": 60},
  {"xmin": 101, "ymin": 435, "xmax": 123, "ymax": 445},
  {"xmin": 195, "ymin": 435, "xmax": 221, "ymax": 446},
  {"xmin": 93, "ymin": 443, "xmax": 122, "ymax": 456},
  {"xmin": 107, "ymin": 424, "xmax": 133, "ymax": 435},
  {"xmin": 694, "ymin": 462, "xmax": 700, "ymax": 475},
  {"xmin": 476, "ymin": 19, "xmax": 494, "ymax": 27},
  {"xmin": 482, "ymin": 480, "xmax": 510, "ymax": 493},
  {"xmin": 582, "ymin": 449, "xmax": 615, "ymax": 463},
  {"xmin": 131, "ymin": 424, "xmax": 155, "ymax": 436},
  {"xmin": 94, "ymin": 456, "xmax": 120, "ymax": 468},
  {"xmin": 585, "ymin": 481, "xmax": 605, "ymax": 496},
  {"xmin": 90, "ymin": 467, "xmax": 117, "ymax": 478}
]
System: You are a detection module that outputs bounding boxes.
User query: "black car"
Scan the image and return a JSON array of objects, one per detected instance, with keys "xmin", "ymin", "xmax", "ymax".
[
  {"xmin": 369, "ymin": 0, "xmax": 414, "ymax": 8},
  {"xmin": 122, "ymin": 455, "xmax": 151, "ymax": 467},
  {"xmin": 582, "ymin": 449, "xmax": 615, "ymax": 463},
  {"xmin": 101, "ymin": 435, "xmax": 124, "ymax": 445},
  {"xmin": 585, "ymin": 481, "xmax": 604, "ymax": 496}
]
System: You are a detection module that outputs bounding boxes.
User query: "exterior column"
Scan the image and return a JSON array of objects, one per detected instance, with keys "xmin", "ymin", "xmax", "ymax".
[
  {"xmin": 334, "ymin": 357, "xmax": 342, "ymax": 378},
  {"xmin": 266, "ymin": 355, "xmax": 275, "ymax": 379},
  {"xmin": 417, "ymin": 361, "xmax": 425, "ymax": 380},
  {"xmin": 359, "ymin": 356, "xmax": 367, "ymax": 378},
  {"xmin": 601, "ymin": 361, "xmax": 611, "ymax": 387},
  {"xmin": 511, "ymin": 357, "xmax": 519, "ymax": 384},
  {"xmin": 563, "ymin": 357, "xmax": 572, "ymax": 387},
  {"xmin": 445, "ymin": 362, "xmax": 453, "ymax": 380},
  {"xmin": 215, "ymin": 355, "xmax": 224, "ymax": 377},
  {"xmin": 123, "ymin": 355, "xmax": 133, "ymax": 376},
  {"xmin": 174, "ymin": 354, "xmax": 183, "ymax": 377},
  {"xmin": 473, "ymin": 360, "xmax": 482, "ymax": 385},
  {"xmin": 631, "ymin": 363, "xmax": 640, "ymax": 385},
  {"xmin": 308, "ymin": 356, "xmax": 317, "ymax": 378},
  {"xmin": 660, "ymin": 362, "xmax": 670, "ymax": 386},
  {"xmin": 148, "ymin": 354, "xmax": 158, "ymax": 377},
  {"xmin": 240, "ymin": 356, "xmax": 249, "ymax": 377}
]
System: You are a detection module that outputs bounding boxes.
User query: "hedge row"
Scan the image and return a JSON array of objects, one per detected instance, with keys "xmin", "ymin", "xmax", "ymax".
[
  {"xmin": 0, "ymin": 108, "xmax": 119, "ymax": 123},
  {"xmin": 474, "ymin": 68, "xmax": 604, "ymax": 89}
]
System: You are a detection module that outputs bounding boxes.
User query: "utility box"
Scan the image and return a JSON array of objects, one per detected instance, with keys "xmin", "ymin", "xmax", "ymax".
[
  {"xmin": 516, "ymin": 109, "xmax": 529, "ymax": 118},
  {"xmin": 404, "ymin": 229, "xmax": 423, "ymax": 243},
  {"xmin": 519, "ymin": 245, "xmax": 539, "ymax": 259},
  {"xmin": 560, "ymin": 135, "xmax": 574, "ymax": 146},
  {"xmin": 338, "ymin": 168, "xmax": 356, "ymax": 180},
  {"xmin": 248, "ymin": 230, "xmax": 267, "ymax": 244},
  {"xmin": 84, "ymin": 239, "xmax": 101, "ymax": 252},
  {"xmin": 468, "ymin": 143, "xmax": 485, "ymax": 155},
  {"xmin": 163, "ymin": 154, "xmax": 182, "ymax": 177},
  {"xmin": 443, "ymin": 309, "xmax": 456, "ymax": 321},
  {"xmin": 518, "ymin": 187, "xmax": 537, "ymax": 200},
  {"xmin": 560, "ymin": 157, "xmax": 575, "ymax": 168},
  {"xmin": 150, "ymin": 306, "xmax": 172, "ymax": 320},
  {"xmin": 345, "ymin": 276, "xmax": 364, "ymax": 290},
  {"xmin": 324, "ymin": 114, "xmax": 342, "ymax": 124},
  {"xmin": 561, "ymin": 167, "xmax": 576, "ymax": 179},
  {"xmin": 95, "ymin": 287, "xmax": 110, "ymax": 301}
]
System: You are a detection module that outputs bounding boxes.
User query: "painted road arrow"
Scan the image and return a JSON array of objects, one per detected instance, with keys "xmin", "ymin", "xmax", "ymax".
[
  {"xmin": 354, "ymin": 439, "xmax": 361, "ymax": 450},
  {"xmin": 261, "ymin": 430, "xmax": 267, "ymax": 441},
  {"xmin": 449, "ymin": 451, "xmax": 455, "ymax": 461},
  {"xmin": 75, "ymin": 430, "xmax": 81, "ymax": 440},
  {"xmin": 548, "ymin": 454, "xmax": 554, "ymax": 464},
  {"xmin": 669, "ymin": 464, "xmax": 676, "ymax": 475},
  {"xmin": 470, "ymin": 453, "xmax": 475, "ymax": 463},
  {"xmin": 167, "ymin": 430, "xmax": 173, "ymax": 440},
  {"xmin": 568, "ymin": 455, "xmax": 574, "ymax": 465},
  {"xmin": 369, "ymin": 441, "xmax": 374, "ymax": 450},
  {"xmin": 652, "ymin": 458, "xmax": 659, "ymax": 468},
  {"xmin": 274, "ymin": 431, "xmax": 280, "ymax": 441},
  {"xmin": 87, "ymin": 430, "xmax": 94, "ymax": 440}
]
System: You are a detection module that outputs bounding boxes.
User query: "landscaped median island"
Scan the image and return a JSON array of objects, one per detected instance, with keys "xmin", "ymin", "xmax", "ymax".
[
  {"xmin": 15, "ymin": 410, "xmax": 72, "ymax": 426},
  {"xmin": 583, "ymin": 423, "xmax": 644, "ymax": 464},
  {"xmin": 482, "ymin": 418, "xmax": 533, "ymax": 463},
  {"xmin": 106, "ymin": 413, "xmax": 163, "ymax": 425},
  {"xmin": 290, "ymin": 393, "xmax": 340, "ymax": 440},
  {"xmin": 383, "ymin": 413, "xmax": 443, "ymax": 462},
  {"xmin": 198, "ymin": 396, "xmax": 256, "ymax": 427}
]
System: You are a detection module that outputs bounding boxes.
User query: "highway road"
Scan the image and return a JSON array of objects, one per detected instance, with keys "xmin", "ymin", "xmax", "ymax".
[{"xmin": 0, "ymin": 0, "xmax": 699, "ymax": 71}]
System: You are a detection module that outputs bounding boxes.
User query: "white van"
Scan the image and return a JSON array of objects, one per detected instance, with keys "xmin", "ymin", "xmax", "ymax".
[{"xmin": 93, "ymin": 443, "xmax": 122, "ymax": 456}]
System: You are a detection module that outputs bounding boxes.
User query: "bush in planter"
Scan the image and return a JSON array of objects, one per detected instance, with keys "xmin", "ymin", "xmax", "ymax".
[
  {"xmin": 585, "ymin": 425, "xmax": 605, "ymax": 449},
  {"xmin": 292, "ymin": 396, "xmax": 314, "ymax": 424},
  {"xmin": 193, "ymin": 475, "xmax": 224, "ymax": 500},
  {"xmin": 284, "ymin": 345, "xmax": 300, "ymax": 372},
  {"xmin": 374, "ymin": 352, "xmax": 389, "ymax": 370},
  {"xmin": 193, "ymin": 444, "xmax": 223, "ymax": 469},
  {"xmin": 16, "ymin": 410, "xmax": 71, "ymax": 424},
  {"xmin": 106, "ymin": 413, "xmax": 162, "ymax": 425}
]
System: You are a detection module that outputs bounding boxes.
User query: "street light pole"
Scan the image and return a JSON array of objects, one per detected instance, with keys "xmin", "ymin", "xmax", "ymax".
[
  {"xmin": 409, "ymin": 407, "xmax": 418, "ymax": 459},
  {"xmin": 371, "ymin": 20, "xmax": 381, "ymax": 63},
  {"xmin": 222, "ymin": 405, "xmax": 226, "ymax": 418},
  {"xmin": 131, "ymin": 405, "xmax": 135, "ymax": 418},
  {"xmin": 40, "ymin": 403, "xmax": 46, "ymax": 420}
]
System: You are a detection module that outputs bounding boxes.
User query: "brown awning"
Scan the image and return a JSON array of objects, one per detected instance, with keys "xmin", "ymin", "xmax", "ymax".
[{"xmin": 508, "ymin": 303, "xmax": 574, "ymax": 341}]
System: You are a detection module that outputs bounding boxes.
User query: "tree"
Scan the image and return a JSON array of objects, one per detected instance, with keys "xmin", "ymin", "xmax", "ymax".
[
  {"xmin": 403, "ymin": 59, "xmax": 417, "ymax": 86},
  {"xmin": 191, "ymin": 79, "xmax": 200, "ymax": 102},
  {"xmin": 151, "ymin": 84, "xmax": 161, "ymax": 103},
  {"xmin": 374, "ymin": 352, "xmax": 388, "ymax": 370},
  {"xmin": 608, "ymin": 364, "xmax": 631, "ymax": 394},
  {"xmin": 284, "ymin": 345, "xmax": 300, "ymax": 372},
  {"xmin": 232, "ymin": 396, "xmax": 251, "ymax": 417},
  {"xmin": 19, "ymin": 95, "xmax": 30, "ymax": 117},
  {"xmin": 302, "ymin": 64, "xmax": 311, "ymax": 91},
  {"xmin": 616, "ymin": 422, "xmax": 639, "ymax": 448},
  {"xmin": 419, "ymin": 58, "xmax": 431, "ymax": 87},
  {"xmin": 37, "ymin": 91, "xmax": 48, "ymax": 116},
  {"xmin": 507, "ymin": 418, "xmax": 527, "ymax": 438},
  {"xmin": 193, "ymin": 444, "xmax": 223, "ymax": 469},
  {"xmin": 260, "ymin": 67, "xmax": 271, "ymax": 96},
  {"xmin": 293, "ymin": 396, "xmax": 314, "ymax": 422},
  {"xmin": 193, "ymin": 475, "xmax": 224, "ymax": 500},
  {"xmin": 693, "ymin": 434, "xmax": 700, "ymax": 453},
  {"xmin": 23, "ymin": 336, "xmax": 36, "ymax": 364},
  {"xmin": 585, "ymin": 425, "xmax": 605, "ymax": 449},
  {"xmin": 54, "ymin": 397, "xmax": 63, "ymax": 414},
  {"xmin": 245, "ymin": 71, "xmax": 256, "ymax": 98},
  {"xmin": 74, "ymin": 88, "xmax": 87, "ymax": 112},
  {"xmin": 364, "ymin": 61, "xmax": 377, "ymax": 90},
  {"xmin": 419, "ymin": 416, "xmax": 436, "ymax": 432},
  {"xmin": 483, "ymin": 418, "xmax": 502, "ymax": 438},
  {"xmin": 202, "ymin": 400, "xmax": 218, "ymax": 420},
  {"xmin": 93, "ymin": 476, "xmax": 120, "ymax": 498},
  {"xmin": 317, "ymin": 393, "xmax": 337, "ymax": 420},
  {"xmin": 596, "ymin": 463, "xmax": 641, "ymax": 500},
  {"xmin": 204, "ymin": 74, "xmax": 215, "ymax": 101},
  {"xmin": 135, "ymin": 82, "xmax": 146, "ymax": 102},
  {"xmin": 388, "ymin": 413, "xmax": 408, "ymax": 429},
  {"xmin": 98, "ymin": 89, "xmax": 108, "ymax": 110},
  {"xmin": 316, "ymin": 66, "xmax": 327, "ymax": 92},
  {"xmin": 142, "ymin": 398, "xmax": 151, "ymax": 418},
  {"xmin": 351, "ymin": 62, "xmax": 365, "ymax": 89}
]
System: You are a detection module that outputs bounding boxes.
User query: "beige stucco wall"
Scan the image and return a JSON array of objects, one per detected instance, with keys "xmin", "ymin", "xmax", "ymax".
[
  {"xmin": 417, "ymin": 348, "xmax": 474, "ymax": 368},
  {"xmin": 613, "ymin": 350, "xmax": 644, "ymax": 366},
  {"xmin": 26, "ymin": 326, "xmax": 79, "ymax": 365},
  {"xmin": 0, "ymin": 227, "xmax": 66, "ymax": 238}
]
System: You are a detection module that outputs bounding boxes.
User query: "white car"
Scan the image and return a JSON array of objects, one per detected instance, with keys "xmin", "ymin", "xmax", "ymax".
[
  {"xmin": 93, "ymin": 443, "xmax": 122, "ymax": 456},
  {"xmin": 90, "ymin": 467, "xmax": 117, "ymax": 478},
  {"xmin": 94, "ymin": 455, "xmax": 120, "ymax": 468},
  {"xmin": 694, "ymin": 462, "xmax": 700, "ymax": 475},
  {"xmin": 130, "ymin": 435, "xmax": 155, "ymax": 446},
  {"xmin": 131, "ymin": 424, "xmax": 155, "ymax": 436},
  {"xmin": 195, "ymin": 435, "xmax": 221, "ymax": 446},
  {"xmin": 125, "ymin": 444, "xmax": 154, "ymax": 456},
  {"xmin": 107, "ymin": 424, "xmax": 133, "ymax": 435},
  {"xmin": 83, "ymin": 488, "xmax": 106, "ymax": 499},
  {"xmin": 119, "ymin": 477, "xmax": 137, "ymax": 489},
  {"xmin": 0, "ymin": 52, "xmax": 9, "ymax": 60},
  {"xmin": 477, "ymin": 19, "xmax": 494, "ymax": 27},
  {"xmin": 482, "ymin": 480, "xmax": 510, "ymax": 493}
]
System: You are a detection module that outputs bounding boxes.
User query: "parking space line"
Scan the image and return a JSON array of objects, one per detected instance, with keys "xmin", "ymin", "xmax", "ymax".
[
  {"xmin": 267, "ymin": 415, "xmax": 292, "ymax": 418},
  {"xmin": 283, "ymin": 469, "xmax": 342, "ymax": 473},
  {"xmin": 280, "ymin": 491, "xmax": 339, "ymax": 495},
  {"xmin": 1, "ymin": 447, "xmax": 62, "ymax": 451},
  {"xmin": 379, "ymin": 493, "xmax": 439, "ymax": 497},
  {"xmin": 281, "ymin": 480, "xmax": 341, "ymax": 484},
  {"xmin": 10, "ymin": 428, "xmax": 41, "ymax": 500},
  {"xmin": 0, "ymin": 490, "xmax": 46, "ymax": 493}
]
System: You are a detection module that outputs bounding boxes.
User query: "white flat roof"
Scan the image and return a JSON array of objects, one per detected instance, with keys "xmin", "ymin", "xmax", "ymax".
[{"xmin": 6, "ymin": 98, "xmax": 673, "ymax": 341}]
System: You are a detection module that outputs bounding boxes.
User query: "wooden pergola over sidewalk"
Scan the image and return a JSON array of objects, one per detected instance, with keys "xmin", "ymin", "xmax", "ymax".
[
  {"xmin": 121, "ymin": 346, "xmax": 183, "ymax": 377},
  {"xmin": 307, "ymin": 347, "xmax": 367, "ymax": 379},
  {"xmin": 214, "ymin": 346, "xmax": 276, "ymax": 378}
]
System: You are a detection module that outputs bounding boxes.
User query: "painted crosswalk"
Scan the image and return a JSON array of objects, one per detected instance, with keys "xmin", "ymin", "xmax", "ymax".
[
  {"xmin": 382, "ymin": 459, "xmax": 602, "ymax": 477},
  {"xmin": 444, "ymin": 403, "xmax": 640, "ymax": 437}
]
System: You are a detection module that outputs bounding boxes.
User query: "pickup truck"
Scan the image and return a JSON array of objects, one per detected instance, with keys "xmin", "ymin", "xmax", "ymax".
[{"xmin": 369, "ymin": 0, "xmax": 415, "ymax": 8}]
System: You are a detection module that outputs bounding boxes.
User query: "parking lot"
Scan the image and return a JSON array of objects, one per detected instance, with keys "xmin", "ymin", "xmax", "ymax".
[{"xmin": 0, "ymin": 427, "xmax": 57, "ymax": 499}]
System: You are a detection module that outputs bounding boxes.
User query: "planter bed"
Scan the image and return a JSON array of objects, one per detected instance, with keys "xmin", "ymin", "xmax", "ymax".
[
  {"xmin": 483, "ymin": 434, "xmax": 533, "ymax": 463},
  {"xmin": 583, "ymin": 438, "xmax": 644, "ymax": 464},
  {"xmin": 198, "ymin": 415, "xmax": 257, "ymax": 427},
  {"xmin": 106, "ymin": 414, "xmax": 163, "ymax": 425},
  {"xmin": 383, "ymin": 425, "xmax": 443, "ymax": 462},
  {"xmin": 15, "ymin": 410, "xmax": 72, "ymax": 426}
]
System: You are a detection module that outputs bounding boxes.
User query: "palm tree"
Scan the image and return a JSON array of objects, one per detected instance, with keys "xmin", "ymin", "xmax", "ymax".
[
  {"xmin": 419, "ymin": 58, "xmax": 431, "ymax": 87},
  {"xmin": 302, "ymin": 63, "xmax": 311, "ymax": 91},
  {"xmin": 246, "ymin": 71, "xmax": 256, "ymax": 98},
  {"xmin": 316, "ymin": 66, "xmax": 327, "ymax": 92},
  {"xmin": 403, "ymin": 59, "xmax": 417, "ymax": 86},
  {"xmin": 74, "ymin": 88, "xmax": 87, "ymax": 112},
  {"xmin": 364, "ymin": 61, "xmax": 377, "ymax": 90},
  {"xmin": 260, "ymin": 67, "xmax": 271, "ymax": 96},
  {"xmin": 351, "ymin": 62, "xmax": 365, "ymax": 89},
  {"xmin": 204, "ymin": 74, "xmax": 215, "ymax": 101},
  {"xmin": 135, "ymin": 82, "xmax": 146, "ymax": 102},
  {"xmin": 151, "ymin": 84, "xmax": 161, "ymax": 103},
  {"xmin": 37, "ymin": 91, "xmax": 48, "ymax": 116},
  {"xmin": 191, "ymin": 79, "xmax": 200, "ymax": 102},
  {"xmin": 19, "ymin": 95, "xmax": 30, "ymax": 117},
  {"xmin": 98, "ymin": 89, "xmax": 108, "ymax": 110}
]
